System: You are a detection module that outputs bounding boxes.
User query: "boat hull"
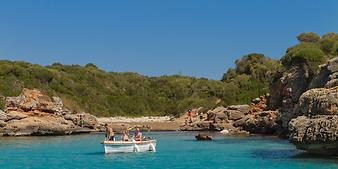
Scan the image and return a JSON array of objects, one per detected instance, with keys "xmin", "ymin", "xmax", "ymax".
[{"xmin": 103, "ymin": 140, "xmax": 156, "ymax": 154}]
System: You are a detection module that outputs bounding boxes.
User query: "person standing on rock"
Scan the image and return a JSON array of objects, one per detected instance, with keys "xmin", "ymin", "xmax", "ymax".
[
  {"xmin": 79, "ymin": 114, "xmax": 84, "ymax": 127},
  {"xmin": 187, "ymin": 109, "xmax": 193, "ymax": 123},
  {"xmin": 199, "ymin": 112, "xmax": 204, "ymax": 120}
]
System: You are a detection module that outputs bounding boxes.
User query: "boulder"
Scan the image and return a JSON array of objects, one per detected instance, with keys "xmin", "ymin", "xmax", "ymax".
[
  {"xmin": 299, "ymin": 87, "xmax": 338, "ymax": 116},
  {"xmin": 227, "ymin": 110, "xmax": 244, "ymax": 121},
  {"xmin": 80, "ymin": 113, "xmax": 98, "ymax": 129},
  {"xmin": 207, "ymin": 107, "xmax": 227, "ymax": 122},
  {"xmin": 239, "ymin": 111, "xmax": 279, "ymax": 134},
  {"xmin": 1, "ymin": 115, "xmax": 79, "ymax": 136},
  {"xmin": 227, "ymin": 104, "xmax": 250, "ymax": 115},
  {"xmin": 288, "ymin": 85, "xmax": 338, "ymax": 155},
  {"xmin": 195, "ymin": 133, "xmax": 212, "ymax": 141},
  {"xmin": 289, "ymin": 115, "xmax": 338, "ymax": 155}
]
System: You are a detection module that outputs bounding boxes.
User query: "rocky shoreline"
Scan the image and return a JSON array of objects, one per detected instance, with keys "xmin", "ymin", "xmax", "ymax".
[
  {"xmin": 0, "ymin": 57, "xmax": 337, "ymax": 156},
  {"xmin": 180, "ymin": 57, "xmax": 338, "ymax": 156},
  {"xmin": 0, "ymin": 88, "xmax": 182, "ymax": 136},
  {"xmin": 0, "ymin": 88, "xmax": 99, "ymax": 136}
]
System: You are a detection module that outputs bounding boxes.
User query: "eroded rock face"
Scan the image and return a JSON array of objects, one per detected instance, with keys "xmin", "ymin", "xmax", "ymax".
[
  {"xmin": 64, "ymin": 113, "xmax": 98, "ymax": 129},
  {"xmin": 236, "ymin": 111, "xmax": 279, "ymax": 134},
  {"xmin": 311, "ymin": 57, "xmax": 338, "ymax": 88},
  {"xmin": 298, "ymin": 87, "xmax": 338, "ymax": 116},
  {"xmin": 1, "ymin": 116, "xmax": 78, "ymax": 136},
  {"xmin": 287, "ymin": 85, "xmax": 338, "ymax": 155},
  {"xmin": 5, "ymin": 111, "xmax": 28, "ymax": 121},
  {"xmin": 5, "ymin": 89, "xmax": 64, "ymax": 114},
  {"xmin": 269, "ymin": 66, "xmax": 310, "ymax": 128},
  {"xmin": 0, "ymin": 88, "xmax": 98, "ymax": 136},
  {"xmin": 289, "ymin": 115, "xmax": 338, "ymax": 155},
  {"xmin": 0, "ymin": 110, "xmax": 7, "ymax": 121}
]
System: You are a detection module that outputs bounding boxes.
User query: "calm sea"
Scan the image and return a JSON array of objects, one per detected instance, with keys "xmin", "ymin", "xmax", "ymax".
[{"xmin": 0, "ymin": 132, "xmax": 337, "ymax": 169}]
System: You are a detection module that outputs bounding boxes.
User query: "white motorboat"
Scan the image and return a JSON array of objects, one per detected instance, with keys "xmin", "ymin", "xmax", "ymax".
[{"xmin": 103, "ymin": 140, "xmax": 157, "ymax": 154}]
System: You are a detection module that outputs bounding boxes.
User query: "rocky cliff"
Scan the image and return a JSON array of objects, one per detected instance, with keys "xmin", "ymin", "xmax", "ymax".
[
  {"xmin": 180, "ymin": 95, "xmax": 280, "ymax": 135},
  {"xmin": 0, "ymin": 88, "xmax": 98, "ymax": 136},
  {"xmin": 273, "ymin": 57, "xmax": 338, "ymax": 155},
  {"xmin": 181, "ymin": 57, "xmax": 338, "ymax": 156}
]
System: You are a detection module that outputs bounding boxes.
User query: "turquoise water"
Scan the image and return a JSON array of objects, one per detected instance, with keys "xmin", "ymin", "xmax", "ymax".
[{"xmin": 0, "ymin": 132, "xmax": 337, "ymax": 169}]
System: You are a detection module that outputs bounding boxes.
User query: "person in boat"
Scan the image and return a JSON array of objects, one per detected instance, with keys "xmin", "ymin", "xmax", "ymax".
[
  {"xmin": 105, "ymin": 123, "xmax": 115, "ymax": 141},
  {"xmin": 133, "ymin": 128, "xmax": 142, "ymax": 141},
  {"xmin": 122, "ymin": 130, "xmax": 129, "ymax": 141}
]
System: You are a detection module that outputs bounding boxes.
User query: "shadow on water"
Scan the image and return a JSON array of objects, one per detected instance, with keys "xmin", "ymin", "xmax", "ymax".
[
  {"xmin": 292, "ymin": 152, "xmax": 338, "ymax": 160},
  {"xmin": 251, "ymin": 148, "xmax": 338, "ymax": 164},
  {"xmin": 251, "ymin": 148, "xmax": 301, "ymax": 159}
]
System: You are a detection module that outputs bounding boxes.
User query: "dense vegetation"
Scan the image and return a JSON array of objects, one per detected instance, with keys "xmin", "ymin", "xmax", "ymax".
[
  {"xmin": 0, "ymin": 53, "xmax": 277, "ymax": 117},
  {"xmin": 222, "ymin": 53, "xmax": 279, "ymax": 103},
  {"xmin": 281, "ymin": 32, "xmax": 338, "ymax": 75}
]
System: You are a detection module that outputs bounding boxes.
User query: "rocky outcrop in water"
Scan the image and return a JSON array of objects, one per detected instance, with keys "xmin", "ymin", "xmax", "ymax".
[
  {"xmin": 288, "ymin": 86, "xmax": 338, "ymax": 155},
  {"xmin": 0, "ymin": 88, "xmax": 98, "ymax": 136},
  {"xmin": 195, "ymin": 133, "xmax": 213, "ymax": 141},
  {"xmin": 289, "ymin": 115, "xmax": 338, "ymax": 155}
]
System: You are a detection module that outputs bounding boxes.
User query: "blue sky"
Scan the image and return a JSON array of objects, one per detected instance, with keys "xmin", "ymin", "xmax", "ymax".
[{"xmin": 0, "ymin": 0, "xmax": 337, "ymax": 79}]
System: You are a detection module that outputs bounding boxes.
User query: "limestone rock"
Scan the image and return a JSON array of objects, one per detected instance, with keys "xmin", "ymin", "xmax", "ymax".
[
  {"xmin": 5, "ymin": 111, "xmax": 28, "ymax": 121},
  {"xmin": 227, "ymin": 110, "xmax": 244, "ymax": 121},
  {"xmin": 1, "ymin": 115, "xmax": 79, "ymax": 136},
  {"xmin": 288, "ymin": 85, "xmax": 338, "ymax": 155},
  {"xmin": 0, "ymin": 120, "xmax": 6, "ymax": 127},
  {"xmin": 228, "ymin": 104, "xmax": 250, "ymax": 115},
  {"xmin": 4, "ymin": 88, "xmax": 65, "ymax": 114},
  {"xmin": 299, "ymin": 87, "xmax": 338, "ymax": 116},
  {"xmin": 0, "ymin": 88, "xmax": 98, "ymax": 136},
  {"xmin": 79, "ymin": 113, "xmax": 98, "ymax": 129},
  {"xmin": 289, "ymin": 115, "xmax": 338, "ymax": 155},
  {"xmin": 311, "ymin": 57, "xmax": 338, "ymax": 88},
  {"xmin": 0, "ymin": 110, "xmax": 7, "ymax": 121},
  {"xmin": 207, "ymin": 107, "xmax": 227, "ymax": 123},
  {"xmin": 269, "ymin": 66, "xmax": 310, "ymax": 128},
  {"xmin": 180, "ymin": 121, "xmax": 212, "ymax": 131},
  {"xmin": 239, "ymin": 111, "xmax": 279, "ymax": 134}
]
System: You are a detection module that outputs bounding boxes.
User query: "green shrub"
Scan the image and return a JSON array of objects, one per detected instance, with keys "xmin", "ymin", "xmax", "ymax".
[
  {"xmin": 320, "ymin": 32, "xmax": 338, "ymax": 55},
  {"xmin": 297, "ymin": 32, "xmax": 320, "ymax": 43},
  {"xmin": 284, "ymin": 48, "xmax": 325, "ymax": 73}
]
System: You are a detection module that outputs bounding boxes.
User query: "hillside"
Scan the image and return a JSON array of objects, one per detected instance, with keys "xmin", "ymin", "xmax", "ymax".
[
  {"xmin": 0, "ymin": 55, "xmax": 277, "ymax": 117},
  {"xmin": 1, "ymin": 32, "xmax": 335, "ymax": 117}
]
